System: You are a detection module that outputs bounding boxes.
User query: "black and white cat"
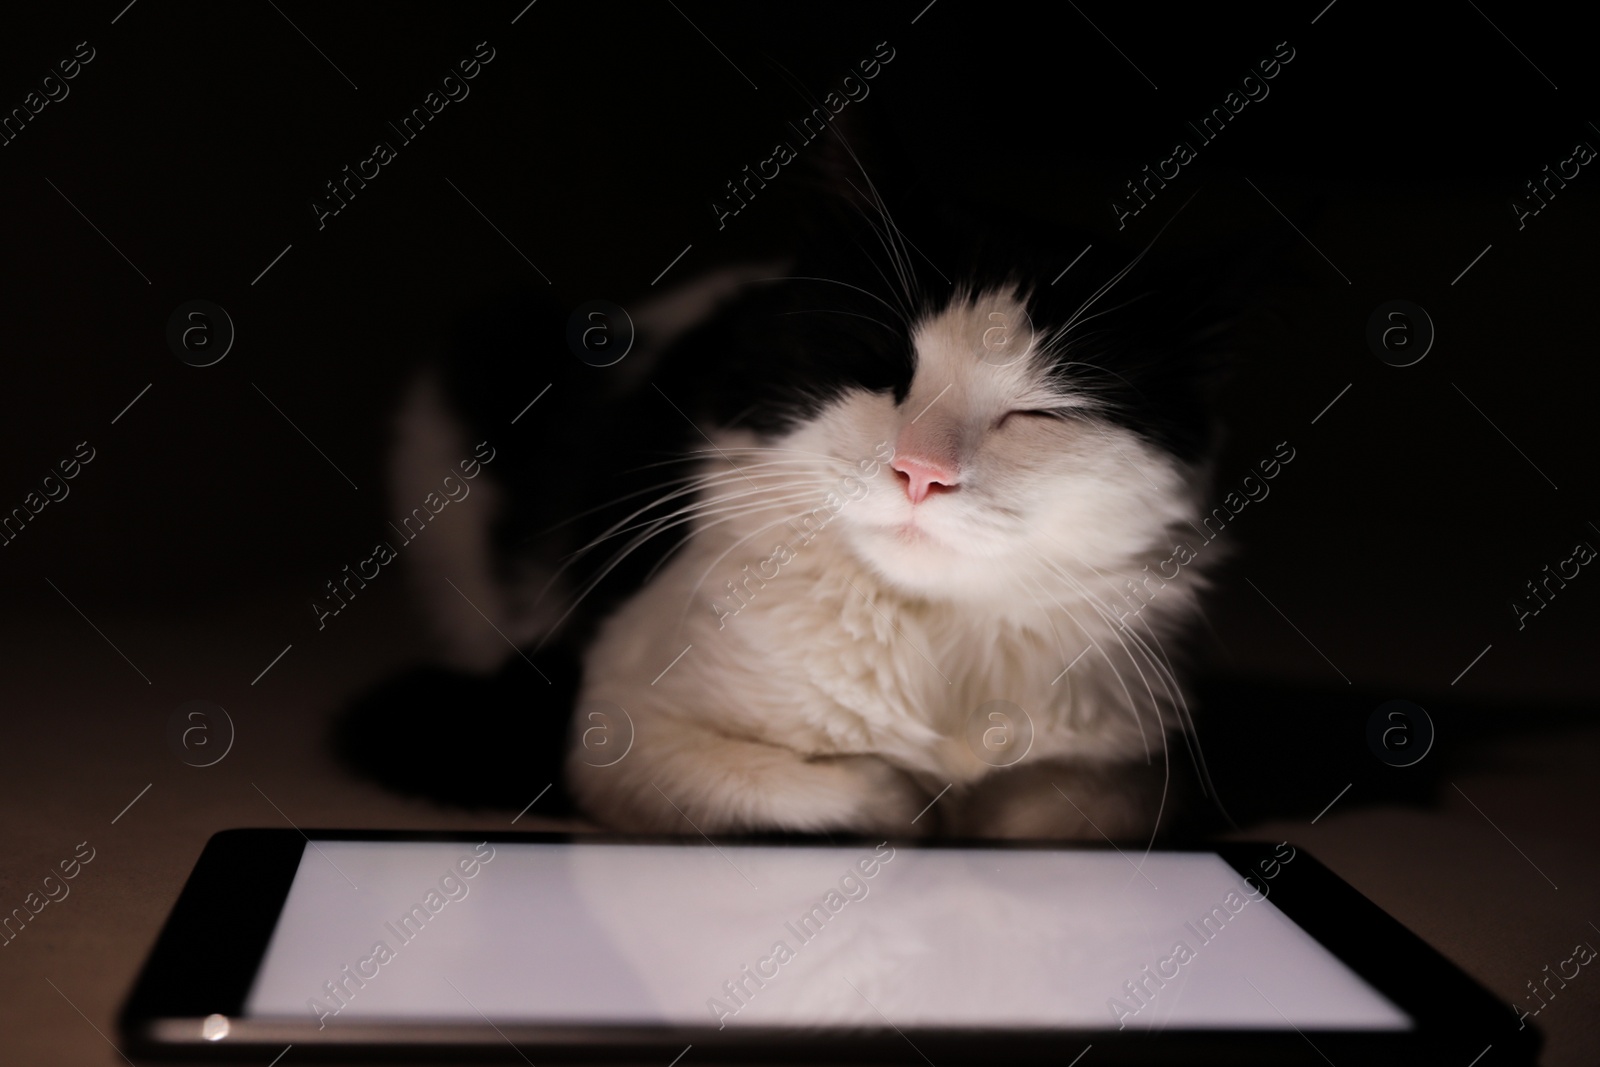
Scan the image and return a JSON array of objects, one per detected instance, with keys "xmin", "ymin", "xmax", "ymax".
[{"xmin": 356, "ymin": 136, "xmax": 1235, "ymax": 842}]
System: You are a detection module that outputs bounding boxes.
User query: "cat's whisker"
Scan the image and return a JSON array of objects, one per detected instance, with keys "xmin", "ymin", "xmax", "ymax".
[
  {"xmin": 1017, "ymin": 518, "xmax": 1188, "ymax": 691},
  {"xmin": 573, "ymin": 484, "xmax": 825, "ymax": 556},
  {"xmin": 1099, "ymin": 594, "xmax": 1219, "ymax": 807},
  {"xmin": 621, "ymin": 495, "xmax": 843, "ymax": 636},
  {"xmin": 1167, "ymin": 602, "xmax": 1237, "ymax": 820},
  {"xmin": 831, "ymin": 133, "xmax": 928, "ymax": 313},
  {"xmin": 528, "ymin": 456, "xmax": 702, "ymax": 536},
  {"xmin": 539, "ymin": 451, "xmax": 845, "ymax": 627},
  {"xmin": 776, "ymin": 308, "xmax": 899, "ymax": 336},
  {"xmin": 532, "ymin": 469, "xmax": 823, "ymax": 610},
  {"xmin": 1026, "ymin": 552, "xmax": 1187, "ymax": 781},
  {"xmin": 670, "ymin": 475, "xmax": 848, "ymax": 588},
  {"xmin": 534, "ymin": 495, "xmax": 816, "ymax": 649},
  {"xmin": 689, "ymin": 450, "xmax": 880, "ymax": 481},
  {"xmin": 1048, "ymin": 290, "xmax": 1155, "ymax": 349},
  {"xmin": 1057, "ymin": 192, "xmax": 1199, "ymax": 342},
  {"xmin": 533, "ymin": 457, "xmax": 832, "ymax": 540},
  {"xmin": 638, "ymin": 452, "xmax": 847, "ymax": 472},
  {"xmin": 675, "ymin": 507, "xmax": 831, "ymax": 631},
  {"xmin": 1042, "ymin": 359, "xmax": 1143, "ymax": 399},
  {"xmin": 1030, "ymin": 551, "xmax": 1186, "ymax": 719},
  {"xmin": 996, "ymin": 556, "xmax": 1068, "ymax": 666},
  {"xmin": 1066, "ymin": 566, "xmax": 1193, "ymax": 735},
  {"xmin": 1059, "ymin": 255, "xmax": 1150, "ymax": 341},
  {"xmin": 836, "ymin": 201, "xmax": 916, "ymax": 325},
  {"xmin": 688, "ymin": 445, "xmax": 860, "ymax": 466},
  {"xmin": 629, "ymin": 492, "xmax": 827, "ymax": 595},
  {"xmin": 1026, "ymin": 569, "xmax": 1157, "ymax": 765},
  {"xmin": 1023, "ymin": 533, "xmax": 1212, "ymax": 806},
  {"xmin": 1044, "ymin": 567, "xmax": 1166, "ymax": 713},
  {"xmin": 533, "ymin": 494, "xmax": 791, "ymax": 616},
  {"xmin": 560, "ymin": 464, "xmax": 827, "ymax": 556},
  {"xmin": 1027, "ymin": 563, "xmax": 1177, "ymax": 845},
  {"xmin": 752, "ymin": 276, "xmax": 909, "ymax": 327}
]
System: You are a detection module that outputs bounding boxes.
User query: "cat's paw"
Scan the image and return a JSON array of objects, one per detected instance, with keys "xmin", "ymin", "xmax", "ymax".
[
  {"xmin": 565, "ymin": 717, "xmax": 933, "ymax": 836},
  {"xmin": 944, "ymin": 759, "xmax": 1170, "ymax": 840},
  {"xmin": 800, "ymin": 753, "xmax": 936, "ymax": 836}
]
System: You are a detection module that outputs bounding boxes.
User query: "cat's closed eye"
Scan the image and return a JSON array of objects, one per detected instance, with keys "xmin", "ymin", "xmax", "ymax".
[{"xmin": 994, "ymin": 409, "xmax": 1061, "ymax": 429}]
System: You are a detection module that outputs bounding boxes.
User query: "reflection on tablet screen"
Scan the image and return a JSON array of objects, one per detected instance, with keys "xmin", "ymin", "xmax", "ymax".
[{"xmin": 244, "ymin": 842, "xmax": 1412, "ymax": 1033}]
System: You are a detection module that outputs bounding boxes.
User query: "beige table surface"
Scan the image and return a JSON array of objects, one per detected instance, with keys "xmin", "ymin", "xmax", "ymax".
[{"xmin": 2, "ymin": 584, "xmax": 1596, "ymax": 1066}]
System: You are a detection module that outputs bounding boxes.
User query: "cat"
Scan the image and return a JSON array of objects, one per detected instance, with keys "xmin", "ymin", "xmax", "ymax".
[{"xmin": 347, "ymin": 133, "xmax": 1236, "ymax": 843}]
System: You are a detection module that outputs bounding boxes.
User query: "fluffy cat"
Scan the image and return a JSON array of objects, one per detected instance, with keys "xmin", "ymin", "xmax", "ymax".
[{"xmin": 357, "ymin": 138, "xmax": 1234, "ymax": 842}]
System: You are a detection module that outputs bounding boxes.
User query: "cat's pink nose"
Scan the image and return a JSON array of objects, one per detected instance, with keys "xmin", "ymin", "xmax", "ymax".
[{"xmin": 891, "ymin": 454, "xmax": 959, "ymax": 504}]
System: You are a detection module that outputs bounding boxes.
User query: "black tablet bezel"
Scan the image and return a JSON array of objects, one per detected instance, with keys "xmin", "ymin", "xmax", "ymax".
[{"xmin": 120, "ymin": 829, "xmax": 1540, "ymax": 1064}]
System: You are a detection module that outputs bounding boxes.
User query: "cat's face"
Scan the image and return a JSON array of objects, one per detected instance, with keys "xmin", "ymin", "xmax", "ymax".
[
  {"xmin": 672, "ymin": 191, "xmax": 1224, "ymax": 609},
  {"xmin": 762, "ymin": 287, "xmax": 1203, "ymax": 606}
]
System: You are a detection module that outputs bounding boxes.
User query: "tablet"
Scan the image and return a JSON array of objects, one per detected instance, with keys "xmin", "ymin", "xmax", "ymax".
[{"xmin": 120, "ymin": 830, "xmax": 1537, "ymax": 1064}]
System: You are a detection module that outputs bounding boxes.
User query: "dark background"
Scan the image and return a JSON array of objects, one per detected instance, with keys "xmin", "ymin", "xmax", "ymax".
[
  {"xmin": 4, "ymin": 0, "xmax": 1596, "ymax": 799},
  {"xmin": 1, "ymin": 1, "xmax": 1597, "ymax": 1063}
]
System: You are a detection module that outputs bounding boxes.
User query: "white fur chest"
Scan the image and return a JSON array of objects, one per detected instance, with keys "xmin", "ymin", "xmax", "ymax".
[{"xmin": 582, "ymin": 516, "xmax": 1174, "ymax": 789}]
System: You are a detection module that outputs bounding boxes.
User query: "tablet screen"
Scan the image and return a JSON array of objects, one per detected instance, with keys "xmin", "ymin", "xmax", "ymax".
[{"xmin": 243, "ymin": 840, "xmax": 1411, "ymax": 1033}]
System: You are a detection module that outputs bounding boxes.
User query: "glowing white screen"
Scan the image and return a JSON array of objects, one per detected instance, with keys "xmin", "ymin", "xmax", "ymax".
[{"xmin": 244, "ymin": 841, "xmax": 1411, "ymax": 1032}]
